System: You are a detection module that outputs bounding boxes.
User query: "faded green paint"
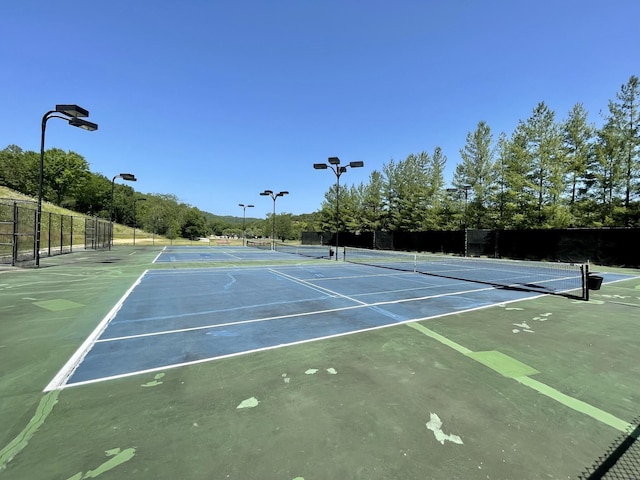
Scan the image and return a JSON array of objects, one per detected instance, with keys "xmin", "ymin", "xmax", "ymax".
[
  {"xmin": 466, "ymin": 351, "xmax": 540, "ymax": 378},
  {"xmin": 66, "ymin": 447, "xmax": 136, "ymax": 480},
  {"xmin": 407, "ymin": 321, "xmax": 631, "ymax": 433},
  {"xmin": 236, "ymin": 397, "xmax": 259, "ymax": 409},
  {"xmin": 515, "ymin": 376, "xmax": 632, "ymax": 432},
  {"xmin": 0, "ymin": 390, "xmax": 60, "ymax": 471},
  {"xmin": 406, "ymin": 322, "xmax": 472, "ymax": 355},
  {"xmin": 33, "ymin": 299, "xmax": 84, "ymax": 311},
  {"xmin": 141, "ymin": 373, "xmax": 165, "ymax": 387}
]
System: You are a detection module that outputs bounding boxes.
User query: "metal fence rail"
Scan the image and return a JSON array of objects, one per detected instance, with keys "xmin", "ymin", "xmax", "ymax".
[{"xmin": 0, "ymin": 199, "xmax": 110, "ymax": 266}]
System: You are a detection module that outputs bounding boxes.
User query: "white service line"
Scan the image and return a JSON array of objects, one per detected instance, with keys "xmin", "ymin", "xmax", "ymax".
[
  {"xmin": 95, "ymin": 282, "xmax": 496, "ymax": 343},
  {"xmin": 58, "ymin": 291, "xmax": 542, "ymax": 391}
]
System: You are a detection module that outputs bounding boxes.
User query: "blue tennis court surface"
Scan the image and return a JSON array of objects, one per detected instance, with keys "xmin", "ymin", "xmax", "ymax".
[
  {"xmin": 47, "ymin": 260, "xmax": 634, "ymax": 390},
  {"xmin": 153, "ymin": 245, "xmax": 305, "ymax": 263}
]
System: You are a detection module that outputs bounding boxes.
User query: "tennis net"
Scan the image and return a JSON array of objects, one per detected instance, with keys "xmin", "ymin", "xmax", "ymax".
[
  {"xmin": 247, "ymin": 241, "xmax": 332, "ymax": 260},
  {"xmin": 343, "ymin": 247, "xmax": 588, "ymax": 299}
]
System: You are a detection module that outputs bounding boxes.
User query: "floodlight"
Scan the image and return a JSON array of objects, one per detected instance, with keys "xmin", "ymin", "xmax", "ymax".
[
  {"xmin": 69, "ymin": 117, "xmax": 98, "ymax": 131},
  {"xmin": 328, "ymin": 156, "xmax": 340, "ymax": 165},
  {"xmin": 55, "ymin": 104, "xmax": 89, "ymax": 118}
]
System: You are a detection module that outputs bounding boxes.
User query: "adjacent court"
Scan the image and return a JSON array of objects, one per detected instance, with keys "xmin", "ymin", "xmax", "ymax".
[{"xmin": 1, "ymin": 245, "xmax": 639, "ymax": 480}]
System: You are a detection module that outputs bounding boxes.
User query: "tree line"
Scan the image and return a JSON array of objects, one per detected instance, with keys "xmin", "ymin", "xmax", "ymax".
[
  {"xmin": 0, "ymin": 145, "xmax": 320, "ymax": 241},
  {"xmin": 2, "ymin": 75, "xmax": 638, "ymax": 240},
  {"xmin": 317, "ymin": 75, "xmax": 639, "ymax": 232}
]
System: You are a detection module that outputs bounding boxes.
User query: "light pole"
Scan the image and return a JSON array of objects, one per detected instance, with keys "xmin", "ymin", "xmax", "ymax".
[
  {"xmin": 37, "ymin": 105, "xmax": 98, "ymax": 267},
  {"xmin": 238, "ymin": 203, "xmax": 254, "ymax": 246},
  {"xmin": 259, "ymin": 190, "xmax": 288, "ymax": 250},
  {"xmin": 133, "ymin": 197, "xmax": 146, "ymax": 246},
  {"xmin": 110, "ymin": 173, "xmax": 137, "ymax": 249},
  {"xmin": 313, "ymin": 156, "xmax": 364, "ymax": 260},
  {"xmin": 446, "ymin": 185, "xmax": 472, "ymax": 257}
]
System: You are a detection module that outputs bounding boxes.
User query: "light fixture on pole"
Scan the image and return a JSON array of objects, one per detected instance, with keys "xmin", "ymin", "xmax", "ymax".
[
  {"xmin": 133, "ymin": 197, "xmax": 146, "ymax": 246},
  {"xmin": 36, "ymin": 104, "xmax": 98, "ymax": 267},
  {"xmin": 313, "ymin": 156, "xmax": 364, "ymax": 260},
  {"xmin": 446, "ymin": 185, "xmax": 472, "ymax": 257},
  {"xmin": 238, "ymin": 203, "xmax": 255, "ymax": 246},
  {"xmin": 110, "ymin": 173, "xmax": 137, "ymax": 250},
  {"xmin": 259, "ymin": 190, "xmax": 288, "ymax": 250}
]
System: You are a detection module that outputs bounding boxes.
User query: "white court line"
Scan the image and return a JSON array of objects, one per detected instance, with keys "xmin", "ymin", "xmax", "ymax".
[
  {"xmin": 95, "ymin": 281, "xmax": 495, "ymax": 344},
  {"xmin": 58, "ymin": 291, "xmax": 544, "ymax": 390},
  {"xmin": 43, "ymin": 269, "xmax": 149, "ymax": 392},
  {"xmin": 151, "ymin": 250, "xmax": 164, "ymax": 263}
]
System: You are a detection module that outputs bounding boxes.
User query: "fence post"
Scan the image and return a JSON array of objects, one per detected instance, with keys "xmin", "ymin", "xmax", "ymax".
[
  {"xmin": 12, "ymin": 202, "xmax": 18, "ymax": 266},
  {"xmin": 60, "ymin": 214, "xmax": 64, "ymax": 255},
  {"xmin": 47, "ymin": 211, "xmax": 52, "ymax": 257}
]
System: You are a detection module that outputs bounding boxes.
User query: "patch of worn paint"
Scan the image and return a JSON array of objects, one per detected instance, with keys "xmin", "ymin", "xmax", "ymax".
[
  {"xmin": 573, "ymin": 299, "xmax": 604, "ymax": 304},
  {"xmin": 305, "ymin": 369, "xmax": 319, "ymax": 375},
  {"xmin": 237, "ymin": 397, "xmax": 259, "ymax": 409},
  {"xmin": 0, "ymin": 390, "xmax": 60, "ymax": 472},
  {"xmin": 505, "ymin": 307, "xmax": 524, "ymax": 311},
  {"xmin": 66, "ymin": 447, "xmax": 136, "ymax": 479},
  {"xmin": 292, "ymin": 477, "xmax": 305, "ymax": 480},
  {"xmin": 141, "ymin": 373, "xmax": 165, "ymax": 387},
  {"xmin": 512, "ymin": 321, "xmax": 534, "ymax": 333},
  {"xmin": 326, "ymin": 368, "xmax": 337, "ymax": 375},
  {"xmin": 33, "ymin": 299, "xmax": 84, "ymax": 312},
  {"xmin": 223, "ymin": 274, "xmax": 237, "ymax": 291},
  {"xmin": 466, "ymin": 351, "xmax": 539, "ymax": 378},
  {"xmin": 426, "ymin": 413, "xmax": 463, "ymax": 445}
]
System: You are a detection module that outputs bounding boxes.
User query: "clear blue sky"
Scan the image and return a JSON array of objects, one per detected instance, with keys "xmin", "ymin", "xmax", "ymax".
[{"xmin": 2, "ymin": 1, "xmax": 638, "ymax": 217}]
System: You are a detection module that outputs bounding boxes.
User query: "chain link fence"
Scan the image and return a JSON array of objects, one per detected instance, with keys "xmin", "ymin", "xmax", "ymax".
[{"xmin": 0, "ymin": 199, "xmax": 110, "ymax": 266}]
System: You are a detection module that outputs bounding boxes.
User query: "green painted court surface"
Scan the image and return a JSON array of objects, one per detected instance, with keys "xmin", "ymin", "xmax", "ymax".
[{"xmin": 1, "ymin": 247, "xmax": 639, "ymax": 479}]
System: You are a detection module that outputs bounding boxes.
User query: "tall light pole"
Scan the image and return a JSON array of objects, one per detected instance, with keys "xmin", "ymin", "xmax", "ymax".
[
  {"xmin": 238, "ymin": 203, "xmax": 254, "ymax": 246},
  {"xmin": 133, "ymin": 197, "xmax": 146, "ymax": 246},
  {"xmin": 313, "ymin": 156, "xmax": 364, "ymax": 260},
  {"xmin": 110, "ymin": 173, "xmax": 137, "ymax": 250},
  {"xmin": 446, "ymin": 185, "xmax": 472, "ymax": 257},
  {"xmin": 259, "ymin": 190, "xmax": 288, "ymax": 250},
  {"xmin": 37, "ymin": 105, "xmax": 98, "ymax": 267}
]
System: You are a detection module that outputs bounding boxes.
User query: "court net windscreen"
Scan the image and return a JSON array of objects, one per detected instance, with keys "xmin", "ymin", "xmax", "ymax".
[{"xmin": 343, "ymin": 247, "xmax": 588, "ymax": 300}]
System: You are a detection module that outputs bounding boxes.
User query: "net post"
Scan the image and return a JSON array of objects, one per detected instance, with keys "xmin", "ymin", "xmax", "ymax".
[
  {"xmin": 414, "ymin": 253, "xmax": 417, "ymax": 273},
  {"xmin": 584, "ymin": 262, "xmax": 590, "ymax": 301}
]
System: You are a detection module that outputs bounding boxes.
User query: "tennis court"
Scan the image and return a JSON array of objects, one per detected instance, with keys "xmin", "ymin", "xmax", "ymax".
[{"xmin": 1, "ymin": 245, "xmax": 639, "ymax": 479}]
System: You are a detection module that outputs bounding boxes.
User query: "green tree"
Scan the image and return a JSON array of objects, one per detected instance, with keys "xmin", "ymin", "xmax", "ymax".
[
  {"xmin": 454, "ymin": 121, "xmax": 495, "ymax": 228},
  {"xmin": 75, "ymin": 173, "xmax": 111, "ymax": 217},
  {"xmin": 181, "ymin": 207, "xmax": 209, "ymax": 240},
  {"xmin": 384, "ymin": 152, "xmax": 432, "ymax": 231},
  {"xmin": 0, "ymin": 145, "xmax": 38, "ymax": 194},
  {"xmin": 562, "ymin": 103, "xmax": 595, "ymax": 207},
  {"xmin": 424, "ymin": 147, "xmax": 447, "ymax": 230},
  {"xmin": 360, "ymin": 170, "xmax": 386, "ymax": 231},
  {"xmin": 591, "ymin": 124, "xmax": 623, "ymax": 224},
  {"xmin": 604, "ymin": 75, "xmax": 640, "ymax": 225},
  {"xmin": 42, "ymin": 148, "xmax": 91, "ymax": 207}
]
